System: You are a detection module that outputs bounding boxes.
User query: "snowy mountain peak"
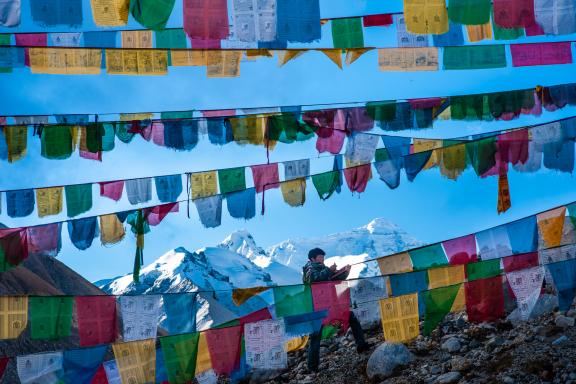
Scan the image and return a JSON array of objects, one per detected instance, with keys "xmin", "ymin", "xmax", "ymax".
[
  {"xmin": 218, "ymin": 230, "xmax": 271, "ymax": 268},
  {"xmin": 364, "ymin": 218, "xmax": 401, "ymax": 234}
]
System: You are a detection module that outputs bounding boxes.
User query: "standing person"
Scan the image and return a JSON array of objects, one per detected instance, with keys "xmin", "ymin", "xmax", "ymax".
[{"xmin": 302, "ymin": 247, "xmax": 371, "ymax": 372}]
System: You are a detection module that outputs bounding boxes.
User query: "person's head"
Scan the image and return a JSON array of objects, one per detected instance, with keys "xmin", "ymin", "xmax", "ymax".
[{"xmin": 308, "ymin": 248, "xmax": 326, "ymax": 263}]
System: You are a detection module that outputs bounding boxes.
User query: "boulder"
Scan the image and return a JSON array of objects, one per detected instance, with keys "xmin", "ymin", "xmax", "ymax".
[
  {"xmin": 366, "ymin": 342, "xmax": 414, "ymax": 380},
  {"xmin": 441, "ymin": 337, "xmax": 461, "ymax": 353},
  {"xmin": 555, "ymin": 315, "xmax": 575, "ymax": 328},
  {"xmin": 436, "ymin": 371, "xmax": 462, "ymax": 384}
]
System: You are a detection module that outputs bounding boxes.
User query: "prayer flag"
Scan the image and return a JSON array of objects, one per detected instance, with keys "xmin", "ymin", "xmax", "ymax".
[
  {"xmin": 40, "ymin": 125, "xmax": 73, "ymax": 160},
  {"xmin": 68, "ymin": 217, "xmax": 98, "ymax": 250},
  {"xmin": 284, "ymin": 159, "xmax": 310, "ymax": 180},
  {"xmin": 442, "ymin": 234, "xmax": 478, "ymax": 265},
  {"xmin": 130, "ymin": 0, "xmax": 175, "ymax": 30},
  {"xmin": 191, "ymin": 171, "xmax": 218, "ymax": 199},
  {"xmin": 160, "ymin": 333, "xmax": 200, "ymax": 383},
  {"xmin": 396, "ymin": 15, "xmax": 429, "ymax": 47},
  {"xmin": 433, "ymin": 21, "xmax": 464, "ymax": 46},
  {"xmin": 510, "ymin": 42, "xmax": 573, "ymax": 67},
  {"xmin": 183, "ymin": 0, "xmax": 229, "ymax": 40},
  {"xmin": 27, "ymin": 223, "xmax": 61, "ymax": 257},
  {"xmin": 375, "ymin": 149, "xmax": 402, "ymax": 189},
  {"xmin": 379, "ymin": 294, "xmax": 419, "ymax": 342},
  {"xmin": 90, "ymin": 0, "xmax": 129, "ymax": 26},
  {"xmin": 206, "ymin": 326, "xmax": 242, "ymax": 375},
  {"xmin": 498, "ymin": 129, "xmax": 529, "ymax": 165},
  {"xmin": 389, "ymin": 270, "xmax": 429, "ymax": 296},
  {"xmin": 378, "ymin": 253, "xmax": 413, "ymax": 274},
  {"xmin": 0, "ymin": 228, "xmax": 28, "ymax": 270},
  {"xmin": 493, "ymin": 17, "xmax": 525, "ymax": 39},
  {"xmin": 226, "ymin": 188, "xmax": 256, "ymax": 220},
  {"xmin": 276, "ymin": 0, "xmax": 321, "ymax": 42},
  {"xmin": 312, "ymin": 281, "xmax": 350, "ymax": 333},
  {"xmin": 378, "ymin": 47, "xmax": 438, "ymax": 71},
  {"xmin": 448, "ymin": 0, "xmax": 491, "ymax": 25},
  {"xmin": 155, "ymin": 175, "xmax": 182, "ymax": 203},
  {"xmin": 232, "ymin": 0, "xmax": 277, "ymax": 42},
  {"xmin": 30, "ymin": 0, "xmax": 82, "ymax": 26},
  {"xmin": 503, "ymin": 252, "xmax": 539, "ymax": 272},
  {"xmin": 439, "ymin": 142, "xmax": 467, "ymax": 180},
  {"xmin": 319, "ymin": 49, "xmax": 343, "ymax": 68},
  {"xmin": 0, "ymin": 296, "xmax": 27, "ymax": 339},
  {"xmin": 163, "ymin": 120, "xmax": 199, "ymax": 151},
  {"xmin": 280, "ymin": 178, "xmax": 306, "ymax": 207},
  {"xmin": 6, "ymin": 189, "xmax": 35, "ymax": 218},
  {"xmin": 4, "ymin": 126, "xmax": 26, "ymax": 162},
  {"xmin": 546, "ymin": 258, "xmax": 576, "ymax": 310},
  {"xmin": 65, "ymin": 183, "xmax": 92, "ymax": 217},
  {"xmin": 537, "ymin": 207, "xmax": 566, "ymax": 248},
  {"xmin": 273, "ymin": 285, "xmax": 313, "ymax": 317},
  {"xmin": 35, "ymin": 186, "xmax": 63, "ymax": 217},
  {"xmin": 29, "ymin": 296, "xmax": 74, "ymax": 340},
  {"xmin": 312, "ymin": 170, "xmax": 341, "ymax": 200},
  {"xmin": 233, "ymin": 287, "xmax": 271, "ymax": 306},
  {"xmin": 403, "ymin": 0, "xmax": 449, "ymax": 34},
  {"xmin": 497, "ymin": 166, "xmax": 511, "ymax": 214},
  {"xmin": 0, "ymin": 0, "xmax": 20, "ymax": 26},
  {"xmin": 343, "ymin": 161, "xmax": 371, "ymax": 193},
  {"xmin": 443, "ymin": 45, "xmax": 507, "ymax": 69},
  {"xmin": 428, "ymin": 265, "xmax": 466, "ymax": 289},
  {"xmin": 119, "ymin": 295, "xmax": 160, "ymax": 341},
  {"xmin": 207, "ymin": 50, "xmax": 242, "ymax": 78},
  {"xmin": 112, "ymin": 339, "xmax": 156, "ymax": 384},
  {"xmin": 100, "ymin": 214, "xmax": 125, "ymax": 244},
  {"xmin": 76, "ymin": 296, "xmax": 117, "ymax": 346},
  {"xmin": 363, "ymin": 14, "xmax": 393, "ymax": 27},
  {"xmin": 349, "ymin": 277, "xmax": 389, "ymax": 327},
  {"xmin": 62, "ymin": 345, "xmax": 108, "ymax": 383},
  {"xmin": 144, "ymin": 202, "xmax": 179, "ymax": 226},
  {"xmin": 84, "ymin": 31, "xmax": 118, "ymax": 47},
  {"xmin": 476, "ymin": 225, "xmax": 513, "ymax": 260},
  {"xmin": 506, "ymin": 216, "xmax": 538, "ymax": 254},
  {"xmin": 465, "ymin": 276, "xmax": 505, "ymax": 322},
  {"xmin": 409, "ymin": 243, "xmax": 448, "ymax": 270},
  {"xmin": 125, "ymin": 178, "xmax": 152, "ymax": 204},
  {"xmin": 0, "ymin": 358, "xmax": 8, "ymax": 381},
  {"xmin": 423, "ymin": 284, "xmax": 461, "ymax": 335},
  {"xmin": 30, "ymin": 48, "xmax": 102, "ymax": 75},
  {"xmin": 506, "ymin": 266, "xmax": 544, "ymax": 320},
  {"xmin": 493, "ymin": 0, "xmax": 536, "ymax": 28},
  {"xmin": 163, "ymin": 293, "xmax": 196, "ymax": 334},
  {"xmin": 50, "ymin": 32, "xmax": 82, "ymax": 47},
  {"xmin": 251, "ymin": 164, "xmax": 279, "ymax": 193},
  {"xmin": 534, "ymin": 0, "xmax": 576, "ymax": 35},
  {"xmin": 195, "ymin": 195, "xmax": 223, "ymax": 228},
  {"xmin": 244, "ymin": 319, "xmax": 287, "ymax": 369},
  {"xmin": 404, "ymin": 151, "xmax": 431, "ymax": 182},
  {"xmin": 467, "ymin": 258, "xmax": 501, "ymax": 280},
  {"xmin": 345, "ymin": 133, "xmax": 379, "ymax": 164},
  {"xmin": 106, "ymin": 49, "xmax": 168, "ymax": 75},
  {"xmin": 332, "ymin": 18, "xmax": 364, "ymax": 48},
  {"xmin": 17, "ymin": 352, "xmax": 63, "ymax": 384}
]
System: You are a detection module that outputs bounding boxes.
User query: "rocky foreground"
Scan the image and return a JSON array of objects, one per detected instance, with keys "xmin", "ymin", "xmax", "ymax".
[{"xmin": 249, "ymin": 298, "xmax": 576, "ymax": 384}]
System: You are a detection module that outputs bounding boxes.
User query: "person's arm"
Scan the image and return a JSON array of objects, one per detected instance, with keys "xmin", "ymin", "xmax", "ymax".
[
  {"xmin": 310, "ymin": 265, "xmax": 333, "ymax": 282},
  {"xmin": 331, "ymin": 265, "xmax": 351, "ymax": 281}
]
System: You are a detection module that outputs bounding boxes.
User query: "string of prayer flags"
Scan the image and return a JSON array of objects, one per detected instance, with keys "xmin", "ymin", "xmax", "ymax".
[
  {"xmin": 194, "ymin": 195, "xmax": 223, "ymax": 228},
  {"xmin": 26, "ymin": 223, "xmax": 62, "ymax": 257},
  {"xmin": 465, "ymin": 276, "xmax": 505, "ymax": 322},
  {"xmin": 76, "ymin": 296, "xmax": 117, "ymax": 347},
  {"xmin": 0, "ymin": 228, "xmax": 28, "ymax": 271},
  {"xmin": 99, "ymin": 213, "xmax": 125, "ymax": 245},
  {"xmin": 17, "ymin": 351, "xmax": 63, "ymax": 384},
  {"xmin": 534, "ymin": 0, "xmax": 576, "ymax": 35},
  {"xmin": 389, "ymin": 270, "xmax": 429, "ymax": 296},
  {"xmin": 244, "ymin": 319, "xmax": 287, "ymax": 370},
  {"xmin": 537, "ymin": 207, "xmax": 566, "ymax": 248},
  {"xmin": 29, "ymin": 48, "xmax": 102, "ymax": 75},
  {"xmin": 0, "ymin": 296, "xmax": 28, "ymax": 339},
  {"xmin": 331, "ymin": 17, "xmax": 364, "ymax": 49},
  {"xmin": 448, "ymin": 0, "xmax": 491, "ymax": 25},
  {"xmin": 423, "ymin": 284, "xmax": 461, "ymax": 335},
  {"xmin": 476, "ymin": 225, "xmax": 513, "ymax": 260},
  {"xmin": 6, "ymin": 189, "xmax": 35, "ymax": 218},
  {"xmin": 511, "ymin": 42, "xmax": 573, "ymax": 67},
  {"xmin": 205, "ymin": 326, "xmax": 242, "ymax": 375},
  {"xmin": 65, "ymin": 183, "xmax": 93, "ymax": 218},
  {"xmin": 130, "ymin": 0, "xmax": 175, "ymax": 30},
  {"xmin": 467, "ymin": 258, "xmax": 502, "ymax": 280},
  {"xmin": 89, "ymin": 0, "xmax": 129, "ymax": 26},
  {"xmin": 0, "ymin": 0, "xmax": 20, "ymax": 27},
  {"xmin": 378, "ymin": 47, "xmax": 439, "ymax": 71},
  {"xmin": 379, "ymin": 293, "xmax": 419, "ymax": 343},
  {"xmin": 30, "ymin": 0, "xmax": 82, "ymax": 27},
  {"xmin": 112, "ymin": 339, "xmax": 156, "ymax": 384},
  {"xmin": 125, "ymin": 178, "xmax": 152, "ymax": 205},
  {"xmin": 442, "ymin": 234, "xmax": 478, "ymax": 265},
  {"xmin": 409, "ymin": 243, "xmax": 448, "ymax": 270},
  {"xmin": 378, "ymin": 252, "xmax": 413, "ymax": 275},
  {"xmin": 183, "ymin": 0, "xmax": 229, "ymax": 41},
  {"xmin": 191, "ymin": 171, "xmax": 218, "ymax": 200},
  {"xmin": 226, "ymin": 188, "xmax": 256, "ymax": 220},
  {"xmin": 119, "ymin": 295, "xmax": 160, "ymax": 341},
  {"xmin": 163, "ymin": 293, "xmax": 196, "ymax": 334},
  {"xmin": 273, "ymin": 285, "xmax": 313, "ymax": 318},
  {"xmin": 276, "ymin": 0, "xmax": 321, "ymax": 43},
  {"xmin": 68, "ymin": 216, "xmax": 99, "ymax": 250},
  {"xmin": 29, "ymin": 296, "xmax": 74, "ymax": 340},
  {"xmin": 160, "ymin": 333, "xmax": 200, "ymax": 384},
  {"xmin": 493, "ymin": 0, "xmax": 536, "ymax": 28},
  {"xmin": 506, "ymin": 266, "xmax": 544, "ymax": 320},
  {"xmin": 443, "ymin": 45, "xmax": 507, "ymax": 70},
  {"xmin": 546, "ymin": 258, "xmax": 576, "ymax": 310},
  {"xmin": 62, "ymin": 345, "xmax": 108, "ymax": 383},
  {"xmin": 403, "ymin": 0, "xmax": 449, "ymax": 35}
]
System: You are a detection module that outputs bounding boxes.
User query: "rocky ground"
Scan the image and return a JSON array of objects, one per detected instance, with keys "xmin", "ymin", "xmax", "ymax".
[{"xmin": 247, "ymin": 299, "xmax": 576, "ymax": 384}]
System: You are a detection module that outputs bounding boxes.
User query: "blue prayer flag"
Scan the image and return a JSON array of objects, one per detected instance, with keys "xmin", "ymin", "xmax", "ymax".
[
  {"xmin": 207, "ymin": 118, "xmax": 234, "ymax": 145},
  {"xmin": 432, "ymin": 22, "xmax": 464, "ymax": 47},
  {"xmin": 333, "ymin": 155, "xmax": 343, "ymax": 193},
  {"xmin": 276, "ymin": 0, "xmax": 321, "ymax": 43},
  {"xmin": 163, "ymin": 293, "xmax": 197, "ymax": 334},
  {"xmin": 226, "ymin": 188, "xmax": 256, "ymax": 220},
  {"xmin": 284, "ymin": 309, "xmax": 327, "ymax": 338},
  {"xmin": 62, "ymin": 345, "xmax": 107, "ymax": 384},
  {"xmin": 154, "ymin": 175, "xmax": 183, "ymax": 203},
  {"xmin": 382, "ymin": 135, "xmax": 411, "ymax": 160},
  {"xmin": 6, "ymin": 189, "xmax": 35, "ymax": 218},
  {"xmin": 506, "ymin": 216, "xmax": 538, "ymax": 254},
  {"xmin": 547, "ymin": 258, "xmax": 576, "ymax": 311},
  {"xmin": 404, "ymin": 151, "xmax": 432, "ymax": 182},
  {"xmin": 543, "ymin": 141, "xmax": 575, "ymax": 173},
  {"xmin": 83, "ymin": 31, "xmax": 117, "ymax": 48},
  {"xmin": 163, "ymin": 121, "xmax": 199, "ymax": 151},
  {"xmin": 389, "ymin": 270, "xmax": 429, "ymax": 296},
  {"xmin": 67, "ymin": 217, "xmax": 98, "ymax": 251},
  {"xmin": 0, "ymin": 47, "xmax": 25, "ymax": 68},
  {"xmin": 30, "ymin": 0, "xmax": 83, "ymax": 26},
  {"xmin": 155, "ymin": 348, "xmax": 169, "ymax": 383}
]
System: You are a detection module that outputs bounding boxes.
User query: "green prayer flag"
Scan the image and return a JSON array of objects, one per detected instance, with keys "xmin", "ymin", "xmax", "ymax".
[
  {"xmin": 65, "ymin": 184, "xmax": 93, "ymax": 218},
  {"xmin": 86, "ymin": 123, "xmax": 104, "ymax": 153},
  {"xmin": 115, "ymin": 122, "xmax": 135, "ymax": 143},
  {"xmin": 448, "ymin": 0, "xmax": 491, "ymax": 25},
  {"xmin": 488, "ymin": 90, "xmax": 534, "ymax": 118},
  {"xmin": 450, "ymin": 95, "xmax": 492, "ymax": 121},
  {"xmin": 423, "ymin": 284, "xmax": 461, "ymax": 335},
  {"xmin": 492, "ymin": 19, "xmax": 524, "ymax": 40},
  {"xmin": 273, "ymin": 285, "xmax": 313, "ymax": 317},
  {"xmin": 311, "ymin": 170, "xmax": 340, "ymax": 201},
  {"xmin": 127, "ymin": 209, "xmax": 149, "ymax": 282},
  {"xmin": 443, "ymin": 45, "xmax": 507, "ymax": 70},
  {"xmin": 465, "ymin": 137, "xmax": 497, "ymax": 176},
  {"xmin": 218, "ymin": 167, "xmax": 246, "ymax": 194},
  {"xmin": 0, "ymin": 34, "xmax": 11, "ymax": 45},
  {"xmin": 41, "ymin": 126, "xmax": 73, "ymax": 160},
  {"xmin": 130, "ymin": 0, "xmax": 176, "ymax": 30},
  {"xmin": 29, "ymin": 296, "xmax": 74, "ymax": 340},
  {"xmin": 331, "ymin": 18, "xmax": 364, "ymax": 49},
  {"xmin": 160, "ymin": 333, "xmax": 200, "ymax": 384},
  {"xmin": 161, "ymin": 111, "xmax": 194, "ymax": 120},
  {"xmin": 267, "ymin": 114, "xmax": 314, "ymax": 144},
  {"xmin": 321, "ymin": 324, "xmax": 339, "ymax": 340},
  {"xmin": 366, "ymin": 101, "xmax": 396, "ymax": 123},
  {"xmin": 155, "ymin": 29, "xmax": 187, "ymax": 66},
  {"xmin": 409, "ymin": 244, "xmax": 448, "ymax": 270},
  {"xmin": 466, "ymin": 259, "xmax": 501, "ymax": 281},
  {"xmin": 102, "ymin": 123, "xmax": 116, "ymax": 152}
]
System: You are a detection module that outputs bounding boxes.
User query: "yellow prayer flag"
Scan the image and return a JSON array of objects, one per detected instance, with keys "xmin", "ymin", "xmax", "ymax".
[
  {"xmin": 29, "ymin": 48, "xmax": 102, "ymax": 75},
  {"xmin": 122, "ymin": 30, "xmax": 152, "ymax": 48},
  {"xmin": 5, "ymin": 126, "xmax": 27, "ymax": 163},
  {"xmin": 276, "ymin": 50, "xmax": 306, "ymax": 67},
  {"xmin": 196, "ymin": 332, "xmax": 212, "ymax": 374},
  {"xmin": 106, "ymin": 49, "xmax": 168, "ymax": 75},
  {"xmin": 437, "ymin": 106, "xmax": 451, "ymax": 120},
  {"xmin": 190, "ymin": 171, "xmax": 218, "ymax": 200},
  {"xmin": 345, "ymin": 48, "xmax": 373, "ymax": 65},
  {"xmin": 280, "ymin": 179, "xmax": 306, "ymax": 207},
  {"xmin": 171, "ymin": 50, "xmax": 208, "ymax": 67},
  {"xmin": 245, "ymin": 49, "xmax": 273, "ymax": 60},
  {"xmin": 379, "ymin": 293, "xmax": 419, "ymax": 343},
  {"xmin": 537, "ymin": 207, "xmax": 566, "ymax": 248},
  {"xmin": 439, "ymin": 143, "xmax": 467, "ymax": 180},
  {"xmin": 206, "ymin": 50, "xmax": 242, "ymax": 78},
  {"xmin": 0, "ymin": 296, "xmax": 28, "ymax": 340},
  {"xmin": 378, "ymin": 48, "xmax": 438, "ymax": 72},
  {"xmin": 318, "ymin": 49, "xmax": 343, "ymax": 69},
  {"xmin": 404, "ymin": 0, "xmax": 449, "ymax": 34},
  {"xmin": 90, "ymin": 0, "xmax": 129, "ymax": 26},
  {"xmin": 286, "ymin": 336, "xmax": 309, "ymax": 352},
  {"xmin": 466, "ymin": 23, "xmax": 492, "ymax": 42},
  {"xmin": 36, "ymin": 187, "xmax": 63, "ymax": 218},
  {"xmin": 377, "ymin": 253, "xmax": 413, "ymax": 275},
  {"xmin": 450, "ymin": 284, "xmax": 466, "ymax": 313},
  {"xmin": 232, "ymin": 287, "xmax": 271, "ymax": 306},
  {"xmin": 413, "ymin": 139, "xmax": 442, "ymax": 169},
  {"xmin": 119, "ymin": 113, "xmax": 154, "ymax": 121},
  {"xmin": 428, "ymin": 265, "xmax": 465, "ymax": 289},
  {"xmin": 99, "ymin": 214, "xmax": 125, "ymax": 245},
  {"xmin": 229, "ymin": 115, "xmax": 266, "ymax": 146},
  {"xmin": 112, "ymin": 339, "xmax": 156, "ymax": 384}
]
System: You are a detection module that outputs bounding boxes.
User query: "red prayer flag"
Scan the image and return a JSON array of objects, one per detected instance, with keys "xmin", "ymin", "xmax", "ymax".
[
  {"xmin": 239, "ymin": 307, "xmax": 272, "ymax": 327},
  {"xmin": 205, "ymin": 326, "xmax": 242, "ymax": 375},
  {"xmin": 408, "ymin": 98, "xmax": 443, "ymax": 110},
  {"xmin": 27, "ymin": 223, "xmax": 61, "ymax": 257},
  {"xmin": 0, "ymin": 228, "xmax": 29, "ymax": 267},
  {"xmin": 190, "ymin": 38, "xmax": 221, "ymax": 48},
  {"xmin": 442, "ymin": 234, "xmax": 478, "ymax": 265},
  {"xmin": 151, "ymin": 122, "xmax": 165, "ymax": 147},
  {"xmin": 183, "ymin": 0, "xmax": 229, "ymax": 40},
  {"xmin": 510, "ymin": 42, "xmax": 573, "ymax": 67},
  {"xmin": 80, "ymin": 150, "xmax": 102, "ymax": 162},
  {"xmin": 344, "ymin": 163, "xmax": 371, "ymax": 193},
  {"xmin": 144, "ymin": 202, "xmax": 179, "ymax": 226},
  {"xmin": 76, "ymin": 296, "xmax": 117, "ymax": 347},
  {"xmin": 345, "ymin": 107, "xmax": 374, "ymax": 132},
  {"xmin": 316, "ymin": 129, "xmax": 346, "ymax": 154},
  {"xmin": 502, "ymin": 252, "xmax": 539, "ymax": 273},
  {"xmin": 91, "ymin": 365, "xmax": 108, "ymax": 384},
  {"xmin": 251, "ymin": 164, "xmax": 280, "ymax": 193},
  {"xmin": 363, "ymin": 14, "xmax": 393, "ymax": 27},
  {"xmin": 312, "ymin": 281, "xmax": 350, "ymax": 332},
  {"xmin": 465, "ymin": 276, "xmax": 505, "ymax": 323},
  {"xmin": 202, "ymin": 109, "xmax": 236, "ymax": 118},
  {"xmin": 493, "ymin": 0, "xmax": 536, "ymax": 28},
  {"xmin": 525, "ymin": 22, "xmax": 545, "ymax": 36},
  {"xmin": 497, "ymin": 130, "xmax": 529, "ymax": 165},
  {"xmin": 99, "ymin": 181, "xmax": 124, "ymax": 201}
]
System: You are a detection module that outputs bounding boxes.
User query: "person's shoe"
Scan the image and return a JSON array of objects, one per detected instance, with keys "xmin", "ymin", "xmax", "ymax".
[{"xmin": 356, "ymin": 342, "xmax": 373, "ymax": 353}]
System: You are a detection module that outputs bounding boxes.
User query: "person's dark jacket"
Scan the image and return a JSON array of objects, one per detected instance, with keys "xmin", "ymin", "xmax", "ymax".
[{"xmin": 302, "ymin": 261, "xmax": 349, "ymax": 284}]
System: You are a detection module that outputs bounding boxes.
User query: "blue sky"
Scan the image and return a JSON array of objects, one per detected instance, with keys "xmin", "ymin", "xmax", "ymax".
[{"xmin": 2, "ymin": 0, "xmax": 576, "ymax": 282}]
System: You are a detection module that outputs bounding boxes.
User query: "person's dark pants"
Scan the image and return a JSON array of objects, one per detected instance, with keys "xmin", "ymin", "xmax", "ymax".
[{"xmin": 307, "ymin": 312, "xmax": 367, "ymax": 371}]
